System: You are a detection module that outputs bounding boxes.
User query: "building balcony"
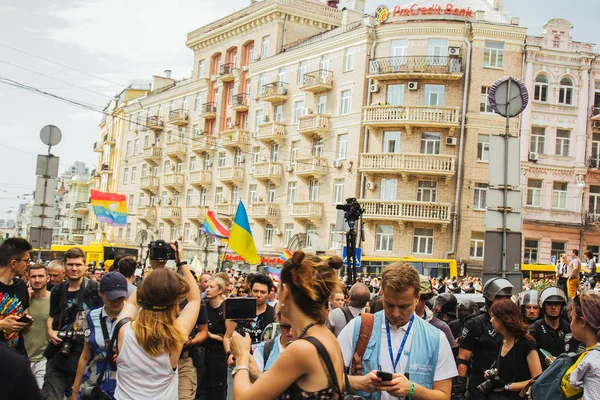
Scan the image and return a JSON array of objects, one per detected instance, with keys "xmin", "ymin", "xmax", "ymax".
[
  {"xmin": 200, "ymin": 102, "xmax": 217, "ymax": 119},
  {"xmin": 138, "ymin": 206, "xmax": 157, "ymax": 224},
  {"xmin": 189, "ymin": 170, "xmax": 212, "ymax": 188},
  {"xmin": 216, "ymin": 203, "xmax": 237, "ymax": 219},
  {"xmin": 142, "ymin": 146, "xmax": 163, "ymax": 164},
  {"xmin": 140, "ymin": 176, "xmax": 160, "ymax": 193},
  {"xmin": 359, "ymin": 153, "xmax": 456, "ymax": 182},
  {"xmin": 231, "ymin": 93, "xmax": 249, "ymax": 112},
  {"xmin": 164, "ymin": 173, "xmax": 184, "ymax": 192},
  {"xmin": 250, "ymin": 203, "xmax": 279, "ymax": 222},
  {"xmin": 93, "ymin": 141, "xmax": 103, "ymax": 153},
  {"xmin": 361, "ymin": 199, "xmax": 452, "ymax": 231},
  {"xmin": 100, "ymin": 164, "xmax": 112, "ymax": 175},
  {"xmin": 257, "ymin": 82, "xmax": 288, "ymax": 103},
  {"xmin": 102, "ymin": 134, "xmax": 116, "ymax": 145},
  {"xmin": 217, "ymin": 166, "xmax": 244, "ymax": 184},
  {"xmin": 295, "ymin": 156, "xmax": 328, "ymax": 179},
  {"xmin": 160, "ymin": 206, "xmax": 182, "ymax": 224},
  {"xmin": 291, "ymin": 201, "xmax": 323, "ymax": 225},
  {"xmin": 191, "ymin": 135, "xmax": 217, "ymax": 154},
  {"xmin": 74, "ymin": 202, "xmax": 89, "ymax": 215},
  {"xmin": 300, "ymin": 70, "xmax": 334, "ymax": 93},
  {"xmin": 71, "ymin": 229, "xmax": 85, "ymax": 241},
  {"xmin": 186, "ymin": 205, "xmax": 209, "ymax": 222},
  {"xmin": 589, "ymin": 156, "xmax": 599, "ymax": 169},
  {"xmin": 218, "ymin": 63, "xmax": 235, "ymax": 82},
  {"xmin": 167, "ymin": 109, "xmax": 189, "ymax": 126},
  {"xmin": 220, "ymin": 127, "xmax": 250, "ymax": 148},
  {"xmin": 251, "ymin": 161, "xmax": 283, "ymax": 183},
  {"xmin": 367, "ymin": 56, "xmax": 463, "ymax": 81},
  {"xmin": 297, "ymin": 114, "xmax": 330, "ymax": 137},
  {"xmin": 146, "ymin": 116, "xmax": 164, "ymax": 131},
  {"xmin": 165, "ymin": 141, "xmax": 187, "ymax": 160},
  {"xmin": 255, "ymin": 122, "xmax": 286, "ymax": 143},
  {"xmin": 524, "ymin": 208, "xmax": 584, "ymax": 228},
  {"xmin": 363, "ymin": 105, "xmax": 460, "ymax": 135}
]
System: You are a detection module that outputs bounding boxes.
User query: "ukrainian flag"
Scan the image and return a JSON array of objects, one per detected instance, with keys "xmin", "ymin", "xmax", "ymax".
[
  {"xmin": 228, "ymin": 201, "xmax": 261, "ymax": 264},
  {"xmin": 90, "ymin": 189, "xmax": 128, "ymax": 226}
]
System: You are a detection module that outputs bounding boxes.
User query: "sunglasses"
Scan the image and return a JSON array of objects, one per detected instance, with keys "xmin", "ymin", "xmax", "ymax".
[{"xmin": 280, "ymin": 324, "xmax": 292, "ymax": 331}]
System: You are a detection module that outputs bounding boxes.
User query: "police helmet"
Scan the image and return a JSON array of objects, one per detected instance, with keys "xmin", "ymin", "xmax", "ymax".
[
  {"xmin": 457, "ymin": 299, "xmax": 479, "ymax": 322},
  {"xmin": 519, "ymin": 290, "xmax": 539, "ymax": 306},
  {"xmin": 539, "ymin": 286, "xmax": 567, "ymax": 308},
  {"xmin": 435, "ymin": 293, "xmax": 458, "ymax": 316},
  {"xmin": 482, "ymin": 277, "xmax": 514, "ymax": 301}
]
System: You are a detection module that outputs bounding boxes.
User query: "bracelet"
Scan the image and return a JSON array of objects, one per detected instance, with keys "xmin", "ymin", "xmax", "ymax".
[
  {"xmin": 226, "ymin": 351, "xmax": 232, "ymax": 357},
  {"xmin": 232, "ymin": 365, "xmax": 249, "ymax": 376},
  {"xmin": 177, "ymin": 261, "xmax": 188, "ymax": 267},
  {"xmin": 407, "ymin": 381, "xmax": 415, "ymax": 398}
]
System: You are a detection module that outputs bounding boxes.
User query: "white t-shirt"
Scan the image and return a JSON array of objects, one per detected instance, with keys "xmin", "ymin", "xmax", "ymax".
[
  {"xmin": 337, "ymin": 313, "xmax": 457, "ymax": 400},
  {"xmin": 253, "ymin": 337, "xmax": 285, "ymax": 372}
]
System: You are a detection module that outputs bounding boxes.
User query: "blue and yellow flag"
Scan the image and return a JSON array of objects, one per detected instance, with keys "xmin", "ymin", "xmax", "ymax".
[{"xmin": 228, "ymin": 201, "xmax": 261, "ymax": 264}]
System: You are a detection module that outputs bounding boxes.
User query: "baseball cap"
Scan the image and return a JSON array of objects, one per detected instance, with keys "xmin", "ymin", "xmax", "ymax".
[
  {"xmin": 419, "ymin": 275, "xmax": 433, "ymax": 295},
  {"xmin": 100, "ymin": 272, "xmax": 129, "ymax": 300}
]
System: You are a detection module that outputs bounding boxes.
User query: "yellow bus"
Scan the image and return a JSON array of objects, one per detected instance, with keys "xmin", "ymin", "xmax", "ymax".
[
  {"xmin": 361, "ymin": 256, "xmax": 458, "ymax": 278},
  {"xmin": 33, "ymin": 242, "xmax": 139, "ymax": 270}
]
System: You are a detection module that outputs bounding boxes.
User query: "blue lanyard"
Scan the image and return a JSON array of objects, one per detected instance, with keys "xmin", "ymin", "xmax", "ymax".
[{"xmin": 385, "ymin": 315, "xmax": 414, "ymax": 373}]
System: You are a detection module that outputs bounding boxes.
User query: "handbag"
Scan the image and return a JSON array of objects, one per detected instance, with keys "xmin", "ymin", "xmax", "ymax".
[{"xmin": 81, "ymin": 317, "xmax": 131, "ymax": 400}]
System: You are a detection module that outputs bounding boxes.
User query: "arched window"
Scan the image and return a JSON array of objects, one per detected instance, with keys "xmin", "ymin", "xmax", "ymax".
[
  {"xmin": 534, "ymin": 75, "xmax": 549, "ymax": 102},
  {"xmin": 559, "ymin": 77, "xmax": 573, "ymax": 105}
]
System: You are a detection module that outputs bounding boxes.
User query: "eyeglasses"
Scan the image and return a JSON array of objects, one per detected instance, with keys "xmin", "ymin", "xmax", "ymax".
[{"xmin": 280, "ymin": 324, "xmax": 292, "ymax": 331}]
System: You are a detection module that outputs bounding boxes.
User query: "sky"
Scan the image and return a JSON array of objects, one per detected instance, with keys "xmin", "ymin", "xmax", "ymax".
[{"xmin": 0, "ymin": 0, "xmax": 598, "ymax": 219}]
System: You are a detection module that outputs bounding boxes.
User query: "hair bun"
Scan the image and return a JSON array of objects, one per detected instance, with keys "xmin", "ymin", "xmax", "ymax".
[
  {"xmin": 291, "ymin": 250, "xmax": 305, "ymax": 266},
  {"xmin": 327, "ymin": 256, "xmax": 343, "ymax": 271}
]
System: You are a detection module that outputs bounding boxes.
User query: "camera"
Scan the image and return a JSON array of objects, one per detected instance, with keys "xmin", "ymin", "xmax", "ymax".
[
  {"xmin": 57, "ymin": 330, "xmax": 85, "ymax": 355},
  {"xmin": 336, "ymin": 198, "xmax": 364, "ymax": 222},
  {"xmin": 149, "ymin": 240, "xmax": 177, "ymax": 261},
  {"xmin": 477, "ymin": 368, "xmax": 498, "ymax": 394}
]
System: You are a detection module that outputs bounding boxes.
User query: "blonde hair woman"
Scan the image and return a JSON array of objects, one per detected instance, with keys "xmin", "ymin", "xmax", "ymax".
[{"xmin": 202, "ymin": 277, "xmax": 228, "ymax": 399}]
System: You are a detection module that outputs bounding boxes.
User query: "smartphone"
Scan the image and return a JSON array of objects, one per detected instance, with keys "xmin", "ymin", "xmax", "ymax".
[
  {"xmin": 224, "ymin": 298, "xmax": 257, "ymax": 320},
  {"xmin": 17, "ymin": 315, "xmax": 32, "ymax": 323},
  {"xmin": 540, "ymin": 349, "xmax": 553, "ymax": 359},
  {"xmin": 377, "ymin": 371, "xmax": 393, "ymax": 381}
]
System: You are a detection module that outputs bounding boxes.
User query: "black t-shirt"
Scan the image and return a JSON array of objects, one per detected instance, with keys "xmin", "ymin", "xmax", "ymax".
[
  {"xmin": 448, "ymin": 318, "xmax": 461, "ymax": 341},
  {"xmin": 0, "ymin": 278, "xmax": 30, "ymax": 355},
  {"xmin": 204, "ymin": 300, "xmax": 226, "ymax": 351},
  {"xmin": 0, "ymin": 343, "xmax": 42, "ymax": 399},
  {"xmin": 459, "ymin": 313, "xmax": 503, "ymax": 390},
  {"xmin": 497, "ymin": 337, "xmax": 536, "ymax": 400},
  {"xmin": 529, "ymin": 318, "xmax": 583, "ymax": 369},
  {"xmin": 237, "ymin": 305, "xmax": 275, "ymax": 344},
  {"xmin": 49, "ymin": 280, "xmax": 101, "ymax": 335}
]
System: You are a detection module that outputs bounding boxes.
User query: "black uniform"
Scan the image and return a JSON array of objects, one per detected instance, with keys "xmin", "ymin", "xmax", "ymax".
[
  {"xmin": 447, "ymin": 318, "xmax": 461, "ymax": 342},
  {"xmin": 528, "ymin": 318, "xmax": 583, "ymax": 369},
  {"xmin": 458, "ymin": 313, "xmax": 503, "ymax": 400}
]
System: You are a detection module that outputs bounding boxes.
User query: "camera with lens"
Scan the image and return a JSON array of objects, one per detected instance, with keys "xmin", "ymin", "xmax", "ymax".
[
  {"xmin": 336, "ymin": 198, "xmax": 364, "ymax": 221},
  {"xmin": 57, "ymin": 330, "xmax": 85, "ymax": 355},
  {"xmin": 149, "ymin": 240, "xmax": 177, "ymax": 261},
  {"xmin": 477, "ymin": 368, "xmax": 499, "ymax": 394}
]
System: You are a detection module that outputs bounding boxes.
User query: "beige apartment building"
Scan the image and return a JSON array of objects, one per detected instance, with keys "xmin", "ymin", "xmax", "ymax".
[{"xmin": 93, "ymin": 0, "xmax": 530, "ymax": 275}]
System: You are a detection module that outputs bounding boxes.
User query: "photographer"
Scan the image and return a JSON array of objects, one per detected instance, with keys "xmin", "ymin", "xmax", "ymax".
[{"xmin": 42, "ymin": 247, "xmax": 102, "ymax": 400}]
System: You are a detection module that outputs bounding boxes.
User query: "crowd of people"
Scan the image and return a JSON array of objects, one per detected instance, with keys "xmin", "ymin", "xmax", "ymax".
[{"xmin": 1, "ymin": 237, "xmax": 599, "ymax": 400}]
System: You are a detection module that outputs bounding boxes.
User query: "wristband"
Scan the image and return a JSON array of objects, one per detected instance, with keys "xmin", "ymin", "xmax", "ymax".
[
  {"xmin": 226, "ymin": 351, "xmax": 232, "ymax": 357},
  {"xmin": 177, "ymin": 261, "xmax": 188, "ymax": 267},
  {"xmin": 408, "ymin": 381, "xmax": 415, "ymax": 398}
]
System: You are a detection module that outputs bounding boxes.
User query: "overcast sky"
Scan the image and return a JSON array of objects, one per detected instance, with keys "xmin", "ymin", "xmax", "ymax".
[{"xmin": 0, "ymin": 0, "xmax": 597, "ymax": 219}]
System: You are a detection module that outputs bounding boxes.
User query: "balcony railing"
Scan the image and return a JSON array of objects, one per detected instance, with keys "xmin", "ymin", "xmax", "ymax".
[
  {"xmin": 216, "ymin": 203, "xmax": 237, "ymax": 217},
  {"xmin": 300, "ymin": 70, "xmax": 333, "ymax": 92},
  {"xmin": 250, "ymin": 203, "xmax": 279, "ymax": 221},
  {"xmin": 363, "ymin": 105, "xmax": 460, "ymax": 134},
  {"xmin": 217, "ymin": 166, "xmax": 244, "ymax": 183},
  {"xmin": 359, "ymin": 153, "xmax": 456, "ymax": 178},
  {"xmin": 186, "ymin": 205, "xmax": 209, "ymax": 221},
  {"xmin": 165, "ymin": 141, "xmax": 187, "ymax": 159},
  {"xmin": 291, "ymin": 201, "xmax": 323, "ymax": 222},
  {"xmin": 192, "ymin": 135, "xmax": 217, "ymax": 153},
  {"xmin": 102, "ymin": 134, "xmax": 116, "ymax": 145},
  {"xmin": 295, "ymin": 156, "xmax": 328, "ymax": 178},
  {"xmin": 164, "ymin": 173, "xmax": 184, "ymax": 191},
  {"xmin": 252, "ymin": 161, "xmax": 283, "ymax": 181},
  {"xmin": 201, "ymin": 102, "xmax": 217, "ymax": 118},
  {"xmin": 146, "ymin": 115, "xmax": 164, "ymax": 130},
  {"xmin": 589, "ymin": 156, "xmax": 600, "ymax": 169},
  {"xmin": 218, "ymin": 63, "xmax": 235, "ymax": 81},
  {"xmin": 140, "ymin": 176, "xmax": 160, "ymax": 192},
  {"xmin": 93, "ymin": 141, "xmax": 102, "ymax": 153},
  {"xmin": 160, "ymin": 206, "xmax": 182, "ymax": 223},
  {"xmin": 255, "ymin": 122, "xmax": 286, "ymax": 142},
  {"xmin": 257, "ymin": 82, "xmax": 288, "ymax": 103},
  {"xmin": 142, "ymin": 146, "xmax": 162, "ymax": 163},
  {"xmin": 231, "ymin": 93, "xmax": 248, "ymax": 111},
  {"xmin": 167, "ymin": 109, "xmax": 188, "ymax": 125},
  {"xmin": 368, "ymin": 56, "xmax": 463, "ymax": 80},
  {"xmin": 74, "ymin": 202, "xmax": 89, "ymax": 214},
  {"xmin": 297, "ymin": 114, "xmax": 330, "ymax": 136},
  {"xmin": 138, "ymin": 206, "xmax": 157, "ymax": 222},
  {"xmin": 361, "ymin": 199, "xmax": 452, "ymax": 225},
  {"xmin": 189, "ymin": 170, "xmax": 212, "ymax": 187},
  {"xmin": 221, "ymin": 128, "xmax": 250, "ymax": 148}
]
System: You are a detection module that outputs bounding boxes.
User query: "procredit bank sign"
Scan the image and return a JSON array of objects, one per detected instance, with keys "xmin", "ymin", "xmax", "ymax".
[{"xmin": 375, "ymin": 4, "xmax": 474, "ymax": 22}]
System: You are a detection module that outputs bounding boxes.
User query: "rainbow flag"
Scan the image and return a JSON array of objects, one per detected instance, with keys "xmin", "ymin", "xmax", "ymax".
[
  {"xmin": 265, "ymin": 266, "xmax": 282, "ymax": 280},
  {"xmin": 280, "ymin": 249, "xmax": 292, "ymax": 261},
  {"xmin": 90, "ymin": 189, "xmax": 128, "ymax": 226},
  {"xmin": 202, "ymin": 211, "xmax": 230, "ymax": 239},
  {"xmin": 228, "ymin": 201, "xmax": 261, "ymax": 264}
]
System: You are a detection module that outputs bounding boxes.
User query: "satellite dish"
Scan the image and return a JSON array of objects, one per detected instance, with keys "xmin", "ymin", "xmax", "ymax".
[
  {"xmin": 40, "ymin": 125, "xmax": 62, "ymax": 146},
  {"xmin": 489, "ymin": 77, "xmax": 528, "ymax": 118}
]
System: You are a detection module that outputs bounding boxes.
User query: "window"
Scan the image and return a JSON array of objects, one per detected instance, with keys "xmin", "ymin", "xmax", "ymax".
[
  {"xmin": 198, "ymin": 60, "xmax": 205, "ymax": 78},
  {"xmin": 333, "ymin": 179, "xmax": 345, "ymax": 204},
  {"xmin": 123, "ymin": 168, "xmax": 129, "ymax": 184},
  {"xmin": 218, "ymin": 152, "xmax": 226, "ymax": 167},
  {"xmin": 267, "ymin": 184, "xmax": 276, "ymax": 203},
  {"xmin": 161, "ymin": 191, "xmax": 168, "ymax": 206},
  {"xmin": 552, "ymin": 182, "xmax": 568, "ymax": 209},
  {"xmin": 278, "ymin": 68, "xmax": 286, "ymax": 84},
  {"xmin": 215, "ymin": 187, "xmax": 223, "ymax": 205},
  {"xmin": 131, "ymin": 167, "xmax": 137, "ymax": 184},
  {"xmin": 192, "ymin": 124, "xmax": 200, "ymax": 138},
  {"xmin": 138, "ymin": 193, "xmax": 144, "ymax": 206},
  {"xmin": 251, "ymin": 147, "xmax": 261, "ymax": 165},
  {"xmin": 413, "ymin": 228, "xmax": 434, "ymax": 254},
  {"xmin": 524, "ymin": 239, "xmax": 539, "ymax": 264},
  {"xmin": 312, "ymin": 137, "xmax": 324, "ymax": 157},
  {"xmin": 234, "ymin": 149, "xmax": 243, "ymax": 166},
  {"xmin": 200, "ymin": 188, "xmax": 207, "ymax": 206},
  {"xmin": 126, "ymin": 141, "xmax": 132, "ymax": 157},
  {"xmin": 590, "ymin": 186, "xmax": 600, "ymax": 214},
  {"xmin": 270, "ymin": 143, "xmax": 279, "ymax": 162},
  {"xmin": 274, "ymin": 105, "xmax": 283, "ymax": 123},
  {"xmin": 290, "ymin": 141, "xmax": 300, "ymax": 165},
  {"xmin": 558, "ymin": 77, "xmax": 573, "ymax": 105},
  {"xmin": 248, "ymin": 184, "xmax": 257, "ymax": 205},
  {"xmin": 424, "ymin": 84, "xmax": 445, "ymax": 106},
  {"xmin": 389, "ymin": 39, "xmax": 408, "ymax": 67},
  {"xmin": 420, "ymin": 132, "xmax": 440, "ymax": 154},
  {"xmin": 118, "ymin": 227, "xmax": 123, "ymax": 238},
  {"xmin": 143, "ymin": 135, "xmax": 149, "ymax": 148},
  {"xmin": 189, "ymin": 156, "xmax": 196, "ymax": 171},
  {"xmin": 298, "ymin": 61, "xmax": 307, "ymax": 84},
  {"xmin": 551, "ymin": 242, "xmax": 566, "ymax": 263},
  {"xmin": 480, "ymin": 86, "xmax": 493, "ymax": 113},
  {"xmin": 340, "ymin": 89, "xmax": 352, "ymax": 115},
  {"xmin": 203, "ymin": 154, "xmax": 211, "ymax": 170},
  {"xmin": 417, "ymin": 181, "xmax": 437, "ymax": 202},
  {"xmin": 176, "ymin": 160, "xmax": 182, "ymax": 173},
  {"xmin": 329, "ymin": 224, "xmax": 342, "ymax": 250},
  {"xmin": 376, "ymin": 225, "xmax": 394, "ymax": 252},
  {"xmin": 134, "ymin": 139, "xmax": 139, "ymax": 154},
  {"xmin": 287, "ymin": 182, "xmax": 297, "ymax": 205},
  {"xmin": 258, "ymin": 73, "xmax": 267, "ymax": 93},
  {"xmin": 158, "ymin": 223, "xmax": 164, "ymax": 239},
  {"xmin": 261, "ymin": 36, "xmax": 270, "ymax": 57},
  {"xmin": 317, "ymin": 95, "xmax": 327, "ymax": 114},
  {"xmin": 343, "ymin": 47, "xmax": 355, "ymax": 71},
  {"xmin": 530, "ymin": 127, "xmax": 545, "ymax": 154},
  {"xmin": 184, "ymin": 223, "xmax": 191, "ymax": 242},
  {"xmin": 380, "ymin": 178, "xmax": 397, "ymax": 201},
  {"xmin": 284, "ymin": 224, "xmax": 294, "ymax": 247},
  {"xmin": 427, "ymin": 38, "xmax": 448, "ymax": 65},
  {"xmin": 477, "ymin": 135, "xmax": 489, "ymax": 162},
  {"xmin": 231, "ymin": 185, "xmax": 240, "ymax": 204},
  {"xmin": 591, "ymin": 133, "xmax": 600, "ymax": 168},
  {"xmin": 306, "ymin": 225, "xmax": 317, "ymax": 248},
  {"xmin": 171, "ymin": 226, "xmax": 179, "ymax": 241},
  {"xmin": 254, "ymin": 109, "xmax": 264, "ymax": 129},
  {"xmin": 128, "ymin": 195, "xmax": 134, "ymax": 210},
  {"xmin": 386, "ymin": 84, "xmax": 405, "ymax": 105},
  {"xmin": 484, "ymin": 41, "xmax": 504, "ymax": 68},
  {"xmin": 163, "ymin": 160, "xmax": 171, "ymax": 174},
  {"xmin": 556, "ymin": 129, "xmax": 570, "ymax": 156},
  {"xmin": 293, "ymin": 100, "xmax": 305, "ymax": 124},
  {"xmin": 383, "ymin": 131, "xmax": 401, "ymax": 153},
  {"xmin": 337, "ymin": 134, "xmax": 348, "ymax": 160},
  {"xmin": 264, "ymin": 224, "xmax": 274, "ymax": 246},
  {"xmin": 194, "ymin": 93, "xmax": 201, "ymax": 111},
  {"xmin": 309, "ymin": 180, "xmax": 320, "ymax": 201},
  {"xmin": 534, "ymin": 75, "xmax": 549, "ymax": 102},
  {"xmin": 526, "ymin": 179, "xmax": 542, "ymax": 207},
  {"xmin": 473, "ymin": 183, "xmax": 488, "ymax": 210},
  {"xmin": 470, "ymin": 232, "xmax": 485, "ymax": 258},
  {"xmin": 186, "ymin": 189, "xmax": 193, "ymax": 206}
]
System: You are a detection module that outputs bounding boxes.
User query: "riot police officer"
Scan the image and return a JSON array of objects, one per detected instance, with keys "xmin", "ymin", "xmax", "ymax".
[
  {"xmin": 454, "ymin": 277, "xmax": 514, "ymax": 400},
  {"xmin": 528, "ymin": 286, "xmax": 582, "ymax": 369},
  {"xmin": 519, "ymin": 289, "xmax": 541, "ymax": 328},
  {"xmin": 456, "ymin": 298, "xmax": 479, "ymax": 337},
  {"xmin": 434, "ymin": 293, "xmax": 461, "ymax": 340}
]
